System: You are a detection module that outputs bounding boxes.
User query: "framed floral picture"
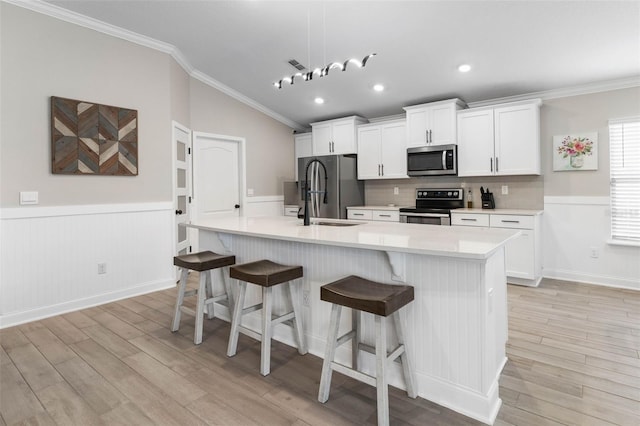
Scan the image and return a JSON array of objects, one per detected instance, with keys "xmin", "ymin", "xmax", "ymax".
[{"xmin": 553, "ymin": 132, "xmax": 598, "ymax": 171}]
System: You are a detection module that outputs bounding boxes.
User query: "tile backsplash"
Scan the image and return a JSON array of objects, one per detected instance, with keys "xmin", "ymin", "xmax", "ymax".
[{"xmin": 365, "ymin": 175, "xmax": 544, "ymax": 210}]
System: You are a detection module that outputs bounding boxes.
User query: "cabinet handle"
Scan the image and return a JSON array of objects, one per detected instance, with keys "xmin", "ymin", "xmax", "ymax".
[
  {"xmin": 461, "ymin": 218, "xmax": 477, "ymax": 221},
  {"xmin": 378, "ymin": 164, "xmax": 381, "ymax": 176},
  {"xmin": 501, "ymin": 220, "xmax": 520, "ymax": 224},
  {"xmin": 496, "ymin": 157, "xmax": 499, "ymax": 172},
  {"xmin": 490, "ymin": 158, "xmax": 493, "ymax": 172},
  {"xmin": 381, "ymin": 164, "xmax": 384, "ymax": 176},
  {"xmin": 425, "ymin": 129, "xmax": 429, "ymax": 144},
  {"xmin": 429, "ymin": 129, "xmax": 432, "ymax": 143},
  {"xmin": 379, "ymin": 214, "xmax": 391, "ymax": 217},
  {"xmin": 353, "ymin": 213, "xmax": 365, "ymax": 216}
]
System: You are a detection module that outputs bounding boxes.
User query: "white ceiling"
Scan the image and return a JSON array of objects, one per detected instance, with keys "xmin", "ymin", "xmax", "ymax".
[{"xmin": 44, "ymin": 0, "xmax": 640, "ymax": 129}]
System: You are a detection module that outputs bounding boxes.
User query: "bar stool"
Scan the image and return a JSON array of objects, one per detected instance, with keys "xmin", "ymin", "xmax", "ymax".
[
  {"xmin": 171, "ymin": 251, "xmax": 236, "ymax": 345},
  {"xmin": 226, "ymin": 259, "xmax": 307, "ymax": 376},
  {"xmin": 318, "ymin": 275, "xmax": 417, "ymax": 426}
]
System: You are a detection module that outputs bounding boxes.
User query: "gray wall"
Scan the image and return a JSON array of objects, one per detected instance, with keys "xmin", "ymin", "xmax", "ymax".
[
  {"xmin": 0, "ymin": 4, "xmax": 172, "ymax": 207},
  {"xmin": 0, "ymin": 3, "xmax": 295, "ymax": 208}
]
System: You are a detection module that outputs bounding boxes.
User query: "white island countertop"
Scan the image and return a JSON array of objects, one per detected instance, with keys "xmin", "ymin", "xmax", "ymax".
[{"xmin": 188, "ymin": 215, "xmax": 519, "ymax": 260}]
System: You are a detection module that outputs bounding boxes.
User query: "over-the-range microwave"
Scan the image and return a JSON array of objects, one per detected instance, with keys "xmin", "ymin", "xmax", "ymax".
[{"xmin": 407, "ymin": 144, "xmax": 457, "ymax": 176}]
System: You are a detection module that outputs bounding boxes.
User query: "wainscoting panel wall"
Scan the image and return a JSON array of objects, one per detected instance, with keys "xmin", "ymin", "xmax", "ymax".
[
  {"xmin": 543, "ymin": 196, "xmax": 640, "ymax": 290},
  {"xmin": 0, "ymin": 203, "xmax": 175, "ymax": 328}
]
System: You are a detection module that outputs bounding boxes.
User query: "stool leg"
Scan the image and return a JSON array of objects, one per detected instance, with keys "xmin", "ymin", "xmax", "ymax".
[
  {"xmin": 205, "ymin": 270, "xmax": 215, "ymax": 320},
  {"xmin": 171, "ymin": 268, "xmax": 189, "ymax": 332},
  {"xmin": 318, "ymin": 304, "xmax": 342, "ymax": 403},
  {"xmin": 287, "ymin": 281, "xmax": 307, "ymax": 355},
  {"xmin": 222, "ymin": 266, "xmax": 235, "ymax": 319},
  {"xmin": 375, "ymin": 315, "xmax": 389, "ymax": 426},
  {"xmin": 227, "ymin": 281, "xmax": 247, "ymax": 357},
  {"xmin": 352, "ymin": 309, "xmax": 360, "ymax": 370},
  {"xmin": 194, "ymin": 271, "xmax": 207, "ymax": 345},
  {"xmin": 260, "ymin": 286, "xmax": 273, "ymax": 376},
  {"xmin": 393, "ymin": 310, "xmax": 417, "ymax": 398}
]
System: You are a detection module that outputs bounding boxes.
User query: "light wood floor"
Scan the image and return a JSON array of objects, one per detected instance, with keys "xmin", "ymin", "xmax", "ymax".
[{"xmin": 1, "ymin": 277, "xmax": 639, "ymax": 425}]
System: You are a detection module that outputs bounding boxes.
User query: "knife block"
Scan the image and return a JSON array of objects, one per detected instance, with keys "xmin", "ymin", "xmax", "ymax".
[{"xmin": 481, "ymin": 192, "xmax": 495, "ymax": 209}]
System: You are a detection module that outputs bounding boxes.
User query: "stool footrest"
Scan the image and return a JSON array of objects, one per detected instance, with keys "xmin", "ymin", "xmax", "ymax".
[
  {"xmin": 331, "ymin": 361, "xmax": 376, "ymax": 387},
  {"xmin": 184, "ymin": 289, "xmax": 197, "ymax": 298},
  {"xmin": 179, "ymin": 306, "xmax": 197, "ymax": 317},
  {"xmin": 336, "ymin": 330, "xmax": 356, "ymax": 347},
  {"xmin": 387, "ymin": 344, "xmax": 405, "ymax": 364},
  {"xmin": 242, "ymin": 302, "xmax": 263, "ymax": 315},
  {"xmin": 237, "ymin": 325, "xmax": 262, "ymax": 342},
  {"xmin": 207, "ymin": 293, "xmax": 230, "ymax": 304},
  {"xmin": 271, "ymin": 311, "xmax": 295, "ymax": 326},
  {"xmin": 359, "ymin": 342, "xmax": 404, "ymax": 365}
]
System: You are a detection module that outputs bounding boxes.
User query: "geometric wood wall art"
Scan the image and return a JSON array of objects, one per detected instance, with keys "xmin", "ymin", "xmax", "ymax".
[{"xmin": 51, "ymin": 96, "xmax": 138, "ymax": 175}]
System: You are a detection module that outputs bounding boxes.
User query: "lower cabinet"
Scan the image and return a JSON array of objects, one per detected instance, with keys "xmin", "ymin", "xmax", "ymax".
[
  {"xmin": 347, "ymin": 208, "xmax": 399, "ymax": 222},
  {"xmin": 451, "ymin": 211, "xmax": 542, "ymax": 286}
]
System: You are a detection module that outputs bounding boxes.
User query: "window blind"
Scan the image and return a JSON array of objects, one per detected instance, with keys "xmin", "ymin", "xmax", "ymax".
[{"xmin": 609, "ymin": 117, "xmax": 640, "ymax": 242}]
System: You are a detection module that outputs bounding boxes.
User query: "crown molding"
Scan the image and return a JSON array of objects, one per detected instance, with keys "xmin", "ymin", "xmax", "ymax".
[
  {"xmin": 467, "ymin": 76, "xmax": 640, "ymax": 108},
  {"xmin": 3, "ymin": 0, "xmax": 301, "ymax": 129}
]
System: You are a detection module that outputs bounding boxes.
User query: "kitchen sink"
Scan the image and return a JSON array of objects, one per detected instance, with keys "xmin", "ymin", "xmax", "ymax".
[{"xmin": 313, "ymin": 221, "xmax": 361, "ymax": 227}]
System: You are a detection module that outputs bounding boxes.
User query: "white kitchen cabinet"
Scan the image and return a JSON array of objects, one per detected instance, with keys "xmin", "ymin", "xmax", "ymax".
[
  {"xmin": 457, "ymin": 99, "xmax": 541, "ymax": 177},
  {"xmin": 311, "ymin": 116, "xmax": 367, "ymax": 155},
  {"xmin": 357, "ymin": 120, "xmax": 408, "ymax": 179},
  {"xmin": 347, "ymin": 207, "xmax": 399, "ymax": 222},
  {"xmin": 451, "ymin": 210, "xmax": 542, "ymax": 286},
  {"xmin": 294, "ymin": 132, "xmax": 312, "ymax": 180},
  {"xmin": 403, "ymin": 98, "xmax": 466, "ymax": 148}
]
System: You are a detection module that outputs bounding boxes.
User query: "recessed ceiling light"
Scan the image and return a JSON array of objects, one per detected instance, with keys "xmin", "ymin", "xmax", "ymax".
[
  {"xmin": 314, "ymin": 97, "xmax": 325, "ymax": 104},
  {"xmin": 373, "ymin": 84, "xmax": 385, "ymax": 92},
  {"xmin": 458, "ymin": 64, "xmax": 471, "ymax": 73}
]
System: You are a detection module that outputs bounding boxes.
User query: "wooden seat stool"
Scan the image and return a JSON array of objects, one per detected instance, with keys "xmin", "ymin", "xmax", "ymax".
[
  {"xmin": 318, "ymin": 275, "xmax": 417, "ymax": 426},
  {"xmin": 171, "ymin": 251, "xmax": 236, "ymax": 345},
  {"xmin": 226, "ymin": 259, "xmax": 307, "ymax": 376}
]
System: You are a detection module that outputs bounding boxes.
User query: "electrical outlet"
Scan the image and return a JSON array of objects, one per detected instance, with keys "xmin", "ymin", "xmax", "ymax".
[
  {"xmin": 98, "ymin": 263, "xmax": 107, "ymax": 274},
  {"xmin": 247, "ymin": 188, "xmax": 254, "ymax": 196},
  {"xmin": 501, "ymin": 185, "xmax": 509, "ymax": 195},
  {"xmin": 302, "ymin": 290, "xmax": 310, "ymax": 307},
  {"xmin": 590, "ymin": 247, "xmax": 599, "ymax": 258},
  {"xmin": 393, "ymin": 187, "xmax": 399, "ymax": 195}
]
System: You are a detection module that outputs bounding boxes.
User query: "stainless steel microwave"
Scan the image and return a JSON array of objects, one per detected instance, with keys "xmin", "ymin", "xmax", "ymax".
[{"xmin": 407, "ymin": 144, "xmax": 457, "ymax": 176}]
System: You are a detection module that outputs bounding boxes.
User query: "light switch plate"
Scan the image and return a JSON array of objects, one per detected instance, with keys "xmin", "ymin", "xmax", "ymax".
[{"xmin": 20, "ymin": 191, "xmax": 39, "ymax": 205}]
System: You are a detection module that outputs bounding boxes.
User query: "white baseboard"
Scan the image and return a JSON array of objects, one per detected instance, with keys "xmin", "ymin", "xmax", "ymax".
[
  {"xmin": 0, "ymin": 278, "xmax": 175, "ymax": 329},
  {"xmin": 542, "ymin": 269, "xmax": 640, "ymax": 291}
]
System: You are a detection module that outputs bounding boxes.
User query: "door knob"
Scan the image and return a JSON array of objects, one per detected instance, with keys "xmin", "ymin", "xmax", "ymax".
[
  {"xmin": 175, "ymin": 209, "xmax": 183, "ymax": 215},
  {"xmin": 234, "ymin": 204, "xmax": 240, "ymax": 209}
]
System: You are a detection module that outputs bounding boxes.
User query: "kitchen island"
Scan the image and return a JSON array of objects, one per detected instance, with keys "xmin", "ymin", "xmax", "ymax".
[{"xmin": 187, "ymin": 216, "xmax": 519, "ymax": 424}]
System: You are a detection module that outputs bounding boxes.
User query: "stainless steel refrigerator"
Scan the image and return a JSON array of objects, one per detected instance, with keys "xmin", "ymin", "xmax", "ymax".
[{"xmin": 297, "ymin": 155, "xmax": 364, "ymax": 220}]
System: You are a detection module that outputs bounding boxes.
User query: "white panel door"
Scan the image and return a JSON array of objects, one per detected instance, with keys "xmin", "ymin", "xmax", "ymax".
[
  {"xmin": 380, "ymin": 122, "xmax": 407, "ymax": 178},
  {"xmin": 331, "ymin": 119, "xmax": 356, "ymax": 154},
  {"xmin": 457, "ymin": 109, "xmax": 495, "ymax": 177},
  {"xmin": 406, "ymin": 108, "xmax": 428, "ymax": 147},
  {"xmin": 429, "ymin": 103, "xmax": 457, "ymax": 145},
  {"xmin": 172, "ymin": 121, "xmax": 191, "ymax": 267},
  {"xmin": 357, "ymin": 126, "xmax": 382, "ymax": 179},
  {"xmin": 494, "ymin": 103, "xmax": 541, "ymax": 175},
  {"xmin": 312, "ymin": 123, "xmax": 332, "ymax": 155},
  {"xmin": 193, "ymin": 133, "xmax": 243, "ymax": 235}
]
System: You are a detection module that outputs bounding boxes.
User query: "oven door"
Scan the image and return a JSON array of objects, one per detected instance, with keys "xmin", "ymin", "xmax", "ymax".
[{"xmin": 400, "ymin": 213, "xmax": 450, "ymax": 225}]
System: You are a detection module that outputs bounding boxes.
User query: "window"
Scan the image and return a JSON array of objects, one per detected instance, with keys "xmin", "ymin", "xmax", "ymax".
[{"xmin": 609, "ymin": 117, "xmax": 640, "ymax": 243}]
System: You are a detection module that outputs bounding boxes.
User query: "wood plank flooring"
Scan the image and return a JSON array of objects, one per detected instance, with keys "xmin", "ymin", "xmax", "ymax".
[{"xmin": 1, "ymin": 277, "xmax": 639, "ymax": 425}]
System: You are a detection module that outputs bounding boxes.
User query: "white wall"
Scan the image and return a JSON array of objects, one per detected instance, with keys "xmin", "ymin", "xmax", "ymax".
[{"xmin": 543, "ymin": 197, "xmax": 639, "ymax": 290}]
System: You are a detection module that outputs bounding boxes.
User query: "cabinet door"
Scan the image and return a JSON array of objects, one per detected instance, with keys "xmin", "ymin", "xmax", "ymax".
[
  {"xmin": 380, "ymin": 122, "xmax": 408, "ymax": 178},
  {"xmin": 429, "ymin": 103, "xmax": 458, "ymax": 145},
  {"xmin": 457, "ymin": 109, "xmax": 495, "ymax": 177},
  {"xmin": 406, "ymin": 108, "xmax": 429, "ymax": 147},
  {"xmin": 294, "ymin": 133, "xmax": 312, "ymax": 180},
  {"xmin": 494, "ymin": 103, "xmax": 540, "ymax": 175},
  {"xmin": 504, "ymin": 230, "xmax": 535, "ymax": 279},
  {"xmin": 331, "ymin": 120, "xmax": 357, "ymax": 154},
  {"xmin": 312, "ymin": 123, "xmax": 332, "ymax": 156},
  {"xmin": 357, "ymin": 127, "xmax": 382, "ymax": 179}
]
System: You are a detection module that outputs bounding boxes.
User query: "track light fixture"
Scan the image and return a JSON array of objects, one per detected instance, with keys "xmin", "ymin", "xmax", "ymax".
[{"xmin": 273, "ymin": 53, "xmax": 377, "ymax": 89}]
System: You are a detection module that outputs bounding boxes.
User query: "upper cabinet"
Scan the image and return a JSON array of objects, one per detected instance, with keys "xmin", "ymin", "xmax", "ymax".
[
  {"xmin": 311, "ymin": 116, "xmax": 368, "ymax": 155},
  {"xmin": 294, "ymin": 132, "xmax": 312, "ymax": 180},
  {"xmin": 357, "ymin": 120, "xmax": 408, "ymax": 180},
  {"xmin": 403, "ymin": 98, "xmax": 466, "ymax": 148},
  {"xmin": 457, "ymin": 99, "xmax": 542, "ymax": 177}
]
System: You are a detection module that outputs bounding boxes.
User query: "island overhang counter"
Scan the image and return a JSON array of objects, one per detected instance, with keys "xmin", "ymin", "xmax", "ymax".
[{"xmin": 186, "ymin": 216, "xmax": 519, "ymax": 424}]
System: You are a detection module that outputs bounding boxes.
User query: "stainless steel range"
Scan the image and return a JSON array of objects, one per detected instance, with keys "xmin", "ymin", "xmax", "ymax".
[{"xmin": 399, "ymin": 188, "xmax": 464, "ymax": 225}]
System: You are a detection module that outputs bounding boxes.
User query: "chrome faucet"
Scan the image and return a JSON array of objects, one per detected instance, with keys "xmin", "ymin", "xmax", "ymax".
[{"xmin": 302, "ymin": 159, "xmax": 328, "ymax": 226}]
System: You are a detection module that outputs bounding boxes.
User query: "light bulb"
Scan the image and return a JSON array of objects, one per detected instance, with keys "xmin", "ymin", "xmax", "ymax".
[
  {"xmin": 314, "ymin": 97, "xmax": 325, "ymax": 104},
  {"xmin": 458, "ymin": 64, "xmax": 471, "ymax": 73}
]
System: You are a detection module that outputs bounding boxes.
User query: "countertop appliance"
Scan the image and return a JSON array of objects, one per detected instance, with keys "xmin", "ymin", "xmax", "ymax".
[
  {"xmin": 399, "ymin": 188, "xmax": 464, "ymax": 225},
  {"xmin": 298, "ymin": 155, "xmax": 364, "ymax": 220},
  {"xmin": 407, "ymin": 144, "xmax": 457, "ymax": 176}
]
